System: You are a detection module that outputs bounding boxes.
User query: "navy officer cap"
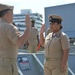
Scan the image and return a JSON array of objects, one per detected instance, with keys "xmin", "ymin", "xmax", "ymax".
[
  {"xmin": 49, "ymin": 14, "xmax": 62, "ymax": 24},
  {"xmin": 0, "ymin": 3, "xmax": 14, "ymax": 12}
]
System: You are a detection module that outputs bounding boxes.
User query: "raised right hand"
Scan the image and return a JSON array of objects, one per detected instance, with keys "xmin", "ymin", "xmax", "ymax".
[
  {"xmin": 40, "ymin": 24, "xmax": 46, "ymax": 33},
  {"xmin": 25, "ymin": 14, "xmax": 31, "ymax": 29}
]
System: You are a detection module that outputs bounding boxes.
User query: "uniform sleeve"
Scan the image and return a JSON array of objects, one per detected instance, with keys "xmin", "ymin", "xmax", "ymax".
[
  {"xmin": 61, "ymin": 34, "xmax": 70, "ymax": 50},
  {"xmin": 6, "ymin": 25, "xmax": 21, "ymax": 44}
]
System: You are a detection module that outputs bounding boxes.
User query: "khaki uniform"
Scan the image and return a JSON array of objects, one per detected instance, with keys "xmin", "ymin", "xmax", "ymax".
[
  {"xmin": 44, "ymin": 30, "xmax": 70, "ymax": 75},
  {"xmin": 0, "ymin": 19, "xmax": 20, "ymax": 75},
  {"xmin": 28, "ymin": 27, "xmax": 38, "ymax": 53}
]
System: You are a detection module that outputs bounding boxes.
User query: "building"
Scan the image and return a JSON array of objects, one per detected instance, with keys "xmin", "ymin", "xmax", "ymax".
[
  {"xmin": 45, "ymin": 3, "xmax": 75, "ymax": 43},
  {"xmin": 13, "ymin": 9, "xmax": 43, "ymax": 34}
]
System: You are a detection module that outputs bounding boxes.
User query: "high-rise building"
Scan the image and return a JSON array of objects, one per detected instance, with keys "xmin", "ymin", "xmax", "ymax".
[{"xmin": 13, "ymin": 9, "xmax": 43, "ymax": 34}]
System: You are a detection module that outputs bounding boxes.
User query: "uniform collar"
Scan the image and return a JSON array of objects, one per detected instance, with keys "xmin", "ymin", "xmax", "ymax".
[
  {"xmin": 52, "ymin": 30, "xmax": 62, "ymax": 37},
  {"xmin": 0, "ymin": 18, "xmax": 7, "ymax": 23},
  {"xmin": 0, "ymin": 18, "xmax": 11, "ymax": 25}
]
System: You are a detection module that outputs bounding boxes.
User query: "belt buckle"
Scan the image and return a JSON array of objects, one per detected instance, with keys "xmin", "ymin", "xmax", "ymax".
[{"xmin": 46, "ymin": 57, "xmax": 49, "ymax": 61}]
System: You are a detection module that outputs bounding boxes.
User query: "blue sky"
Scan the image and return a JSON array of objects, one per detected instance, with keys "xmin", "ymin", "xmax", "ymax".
[{"xmin": 0, "ymin": 0, "xmax": 75, "ymax": 22}]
